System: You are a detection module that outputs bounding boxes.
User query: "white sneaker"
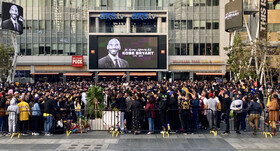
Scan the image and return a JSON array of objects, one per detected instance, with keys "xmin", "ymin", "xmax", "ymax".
[
  {"xmin": 22, "ymin": 133, "xmax": 29, "ymax": 136},
  {"xmin": 34, "ymin": 133, "xmax": 40, "ymax": 136},
  {"xmin": 160, "ymin": 131, "xmax": 164, "ymax": 134},
  {"xmin": 6, "ymin": 133, "xmax": 11, "ymax": 136},
  {"xmin": 183, "ymin": 133, "xmax": 188, "ymax": 135},
  {"xmin": 32, "ymin": 132, "xmax": 34, "ymax": 136},
  {"xmin": 45, "ymin": 133, "xmax": 53, "ymax": 136}
]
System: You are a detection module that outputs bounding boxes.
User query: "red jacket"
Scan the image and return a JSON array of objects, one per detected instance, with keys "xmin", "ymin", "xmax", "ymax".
[{"xmin": 145, "ymin": 103, "xmax": 155, "ymax": 118}]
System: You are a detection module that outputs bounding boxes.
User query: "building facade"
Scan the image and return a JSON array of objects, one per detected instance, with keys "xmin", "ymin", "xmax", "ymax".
[{"xmin": 0, "ymin": 0, "xmax": 229, "ymax": 82}]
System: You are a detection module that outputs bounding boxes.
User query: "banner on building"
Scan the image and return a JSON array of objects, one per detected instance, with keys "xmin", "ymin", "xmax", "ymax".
[
  {"xmin": 72, "ymin": 56, "xmax": 83, "ymax": 67},
  {"xmin": 259, "ymin": 0, "xmax": 267, "ymax": 41}
]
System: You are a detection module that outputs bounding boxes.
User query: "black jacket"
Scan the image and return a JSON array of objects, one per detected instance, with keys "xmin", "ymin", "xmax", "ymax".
[
  {"xmin": 221, "ymin": 97, "xmax": 232, "ymax": 113},
  {"xmin": 169, "ymin": 97, "xmax": 178, "ymax": 110},
  {"xmin": 44, "ymin": 98, "xmax": 54, "ymax": 114},
  {"xmin": 116, "ymin": 97, "xmax": 126, "ymax": 111},
  {"xmin": 158, "ymin": 93, "xmax": 169, "ymax": 110}
]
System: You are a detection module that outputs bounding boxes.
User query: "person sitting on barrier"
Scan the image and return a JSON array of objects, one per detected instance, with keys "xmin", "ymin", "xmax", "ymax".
[
  {"xmin": 247, "ymin": 97, "xmax": 262, "ymax": 135},
  {"xmin": 230, "ymin": 95, "xmax": 243, "ymax": 134},
  {"xmin": 267, "ymin": 94, "xmax": 279, "ymax": 136}
]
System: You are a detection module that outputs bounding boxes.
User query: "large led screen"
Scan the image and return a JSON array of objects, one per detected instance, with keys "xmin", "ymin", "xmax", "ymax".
[
  {"xmin": 225, "ymin": 0, "xmax": 243, "ymax": 32},
  {"xmin": 88, "ymin": 35, "xmax": 167, "ymax": 70},
  {"xmin": 1, "ymin": 2, "xmax": 24, "ymax": 34}
]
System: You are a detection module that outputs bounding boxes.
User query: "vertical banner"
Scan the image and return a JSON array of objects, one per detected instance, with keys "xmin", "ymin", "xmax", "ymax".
[{"xmin": 259, "ymin": 0, "xmax": 267, "ymax": 41}]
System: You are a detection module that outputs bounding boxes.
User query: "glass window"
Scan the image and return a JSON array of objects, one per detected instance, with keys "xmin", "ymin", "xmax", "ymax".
[
  {"xmin": 200, "ymin": 0, "xmax": 206, "ymax": 6},
  {"xmin": 206, "ymin": 43, "xmax": 211, "ymax": 55},
  {"xmin": 188, "ymin": 0, "xmax": 193, "ymax": 6},
  {"xmin": 206, "ymin": 0, "xmax": 211, "ymax": 6},
  {"xmin": 194, "ymin": 43, "xmax": 199, "ymax": 55},
  {"xmin": 213, "ymin": 21, "xmax": 219, "ymax": 29},
  {"xmin": 206, "ymin": 22, "xmax": 211, "ymax": 29},
  {"xmin": 175, "ymin": 43, "xmax": 180, "ymax": 55},
  {"xmin": 194, "ymin": 0, "xmax": 199, "ymax": 6},
  {"xmin": 174, "ymin": 20, "xmax": 180, "ymax": 29},
  {"xmin": 181, "ymin": 44, "xmax": 186, "ymax": 55},
  {"xmin": 213, "ymin": 0, "xmax": 219, "ymax": 6},
  {"xmin": 187, "ymin": 43, "xmax": 192, "ymax": 55},
  {"xmin": 200, "ymin": 21, "xmax": 205, "ymax": 29},
  {"xmin": 267, "ymin": 24, "xmax": 273, "ymax": 32},
  {"xmin": 169, "ymin": 43, "xmax": 175, "ymax": 55},
  {"xmin": 181, "ymin": 20, "xmax": 186, "ymax": 29},
  {"xmin": 200, "ymin": 43, "xmax": 205, "ymax": 55},
  {"xmin": 213, "ymin": 43, "xmax": 219, "ymax": 55},
  {"xmin": 193, "ymin": 21, "xmax": 200, "ymax": 29},
  {"xmin": 187, "ymin": 20, "xmax": 193, "ymax": 29}
]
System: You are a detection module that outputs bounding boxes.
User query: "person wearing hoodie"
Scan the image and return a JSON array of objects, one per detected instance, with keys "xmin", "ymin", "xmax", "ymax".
[{"xmin": 7, "ymin": 98, "xmax": 19, "ymax": 135}]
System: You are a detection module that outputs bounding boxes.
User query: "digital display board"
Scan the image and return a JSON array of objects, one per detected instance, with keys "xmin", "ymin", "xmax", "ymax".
[
  {"xmin": 1, "ymin": 2, "xmax": 24, "ymax": 34},
  {"xmin": 88, "ymin": 35, "xmax": 167, "ymax": 70},
  {"xmin": 225, "ymin": 0, "xmax": 243, "ymax": 32}
]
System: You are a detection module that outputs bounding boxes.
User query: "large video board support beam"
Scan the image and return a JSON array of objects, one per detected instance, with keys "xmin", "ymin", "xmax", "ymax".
[{"xmin": 6, "ymin": 31, "xmax": 18, "ymax": 83}]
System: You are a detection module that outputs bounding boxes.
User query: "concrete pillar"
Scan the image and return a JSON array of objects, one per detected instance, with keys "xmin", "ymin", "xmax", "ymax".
[
  {"xmin": 94, "ymin": 72, "xmax": 98, "ymax": 82},
  {"xmin": 63, "ymin": 75, "xmax": 66, "ymax": 83},
  {"xmin": 157, "ymin": 17, "xmax": 162, "ymax": 33},
  {"xmin": 189, "ymin": 72, "xmax": 194, "ymax": 81},
  {"xmin": 126, "ymin": 17, "xmax": 130, "ymax": 33},
  {"xmin": 95, "ymin": 17, "xmax": 99, "ymax": 33},
  {"xmin": 30, "ymin": 65, "xmax": 35, "ymax": 83},
  {"xmin": 126, "ymin": 71, "xmax": 130, "ymax": 82},
  {"xmin": 157, "ymin": 72, "xmax": 162, "ymax": 81}
]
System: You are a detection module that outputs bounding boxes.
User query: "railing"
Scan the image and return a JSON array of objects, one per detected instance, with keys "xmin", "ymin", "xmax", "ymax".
[{"xmin": 0, "ymin": 108, "xmax": 278, "ymax": 135}]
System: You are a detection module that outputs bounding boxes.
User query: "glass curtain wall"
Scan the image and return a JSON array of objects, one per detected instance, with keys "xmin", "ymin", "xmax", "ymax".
[
  {"xmin": 3, "ymin": 0, "xmax": 220, "ymax": 57},
  {"xmin": 14, "ymin": 0, "xmax": 88, "ymax": 56}
]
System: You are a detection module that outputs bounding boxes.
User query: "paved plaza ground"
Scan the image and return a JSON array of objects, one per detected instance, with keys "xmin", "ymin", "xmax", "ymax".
[{"xmin": 0, "ymin": 131, "xmax": 279, "ymax": 151}]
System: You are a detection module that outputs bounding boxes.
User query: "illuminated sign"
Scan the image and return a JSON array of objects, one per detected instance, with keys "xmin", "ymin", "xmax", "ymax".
[
  {"xmin": 131, "ymin": 13, "xmax": 155, "ymax": 20},
  {"xmin": 99, "ymin": 12, "xmax": 155, "ymax": 20},
  {"xmin": 172, "ymin": 60, "xmax": 224, "ymax": 64},
  {"xmin": 99, "ymin": 13, "xmax": 124, "ymax": 20}
]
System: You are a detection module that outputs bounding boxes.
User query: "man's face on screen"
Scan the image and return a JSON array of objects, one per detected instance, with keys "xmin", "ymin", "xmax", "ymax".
[
  {"xmin": 107, "ymin": 39, "xmax": 121, "ymax": 56},
  {"xmin": 10, "ymin": 5, "xmax": 19, "ymax": 20}
]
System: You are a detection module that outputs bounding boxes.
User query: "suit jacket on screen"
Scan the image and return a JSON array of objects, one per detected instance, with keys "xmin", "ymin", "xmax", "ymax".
[
  {"xmin": 98, "ymin": 55, "xmax": 129, "ymax": 68},
  {"xmin": 2, "ymin": 19, "xmax": 23, "ymax": 33}
]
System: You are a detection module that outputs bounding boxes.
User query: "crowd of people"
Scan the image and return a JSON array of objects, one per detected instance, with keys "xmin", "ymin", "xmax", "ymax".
[{"xmin": 0, "ymin": 80, "xmax": 279, "ymax": 137}]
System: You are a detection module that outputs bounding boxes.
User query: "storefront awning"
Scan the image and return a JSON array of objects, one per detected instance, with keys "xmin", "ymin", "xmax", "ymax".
[
  {"xmin": 195, "ymin": 72, "xmax": 225, "ymax": 76},
  {"xmin": 98, "ymin": 72, "xmax": 125, "ymax": 76},
  {"xmin": 30, "ymin": 73, "xmax": 59, "ymax": 75},
  {"xmin": 63, "ymin": 72, "xmax": 93, "ymax": 76},
  {"xmin": 130, "ymin": 72, "xmax": 157, "ymax": 76}
]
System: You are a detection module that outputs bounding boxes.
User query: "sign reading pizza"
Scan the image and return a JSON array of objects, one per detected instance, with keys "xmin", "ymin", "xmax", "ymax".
[{"xmin": 72, "ymin": 56, "xmax": 83, "ymax": 67}]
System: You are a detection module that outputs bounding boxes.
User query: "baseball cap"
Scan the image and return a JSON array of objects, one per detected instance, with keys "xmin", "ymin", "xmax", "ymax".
[{"xmin": 209, "ymin": 93, "xmax": 213, "ymax": 97}]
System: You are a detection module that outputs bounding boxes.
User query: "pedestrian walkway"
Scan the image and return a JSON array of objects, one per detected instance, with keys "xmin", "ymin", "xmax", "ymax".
[{"xmin": 0, "ymin": 132, "xmax": 279, "ymax": 151}]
